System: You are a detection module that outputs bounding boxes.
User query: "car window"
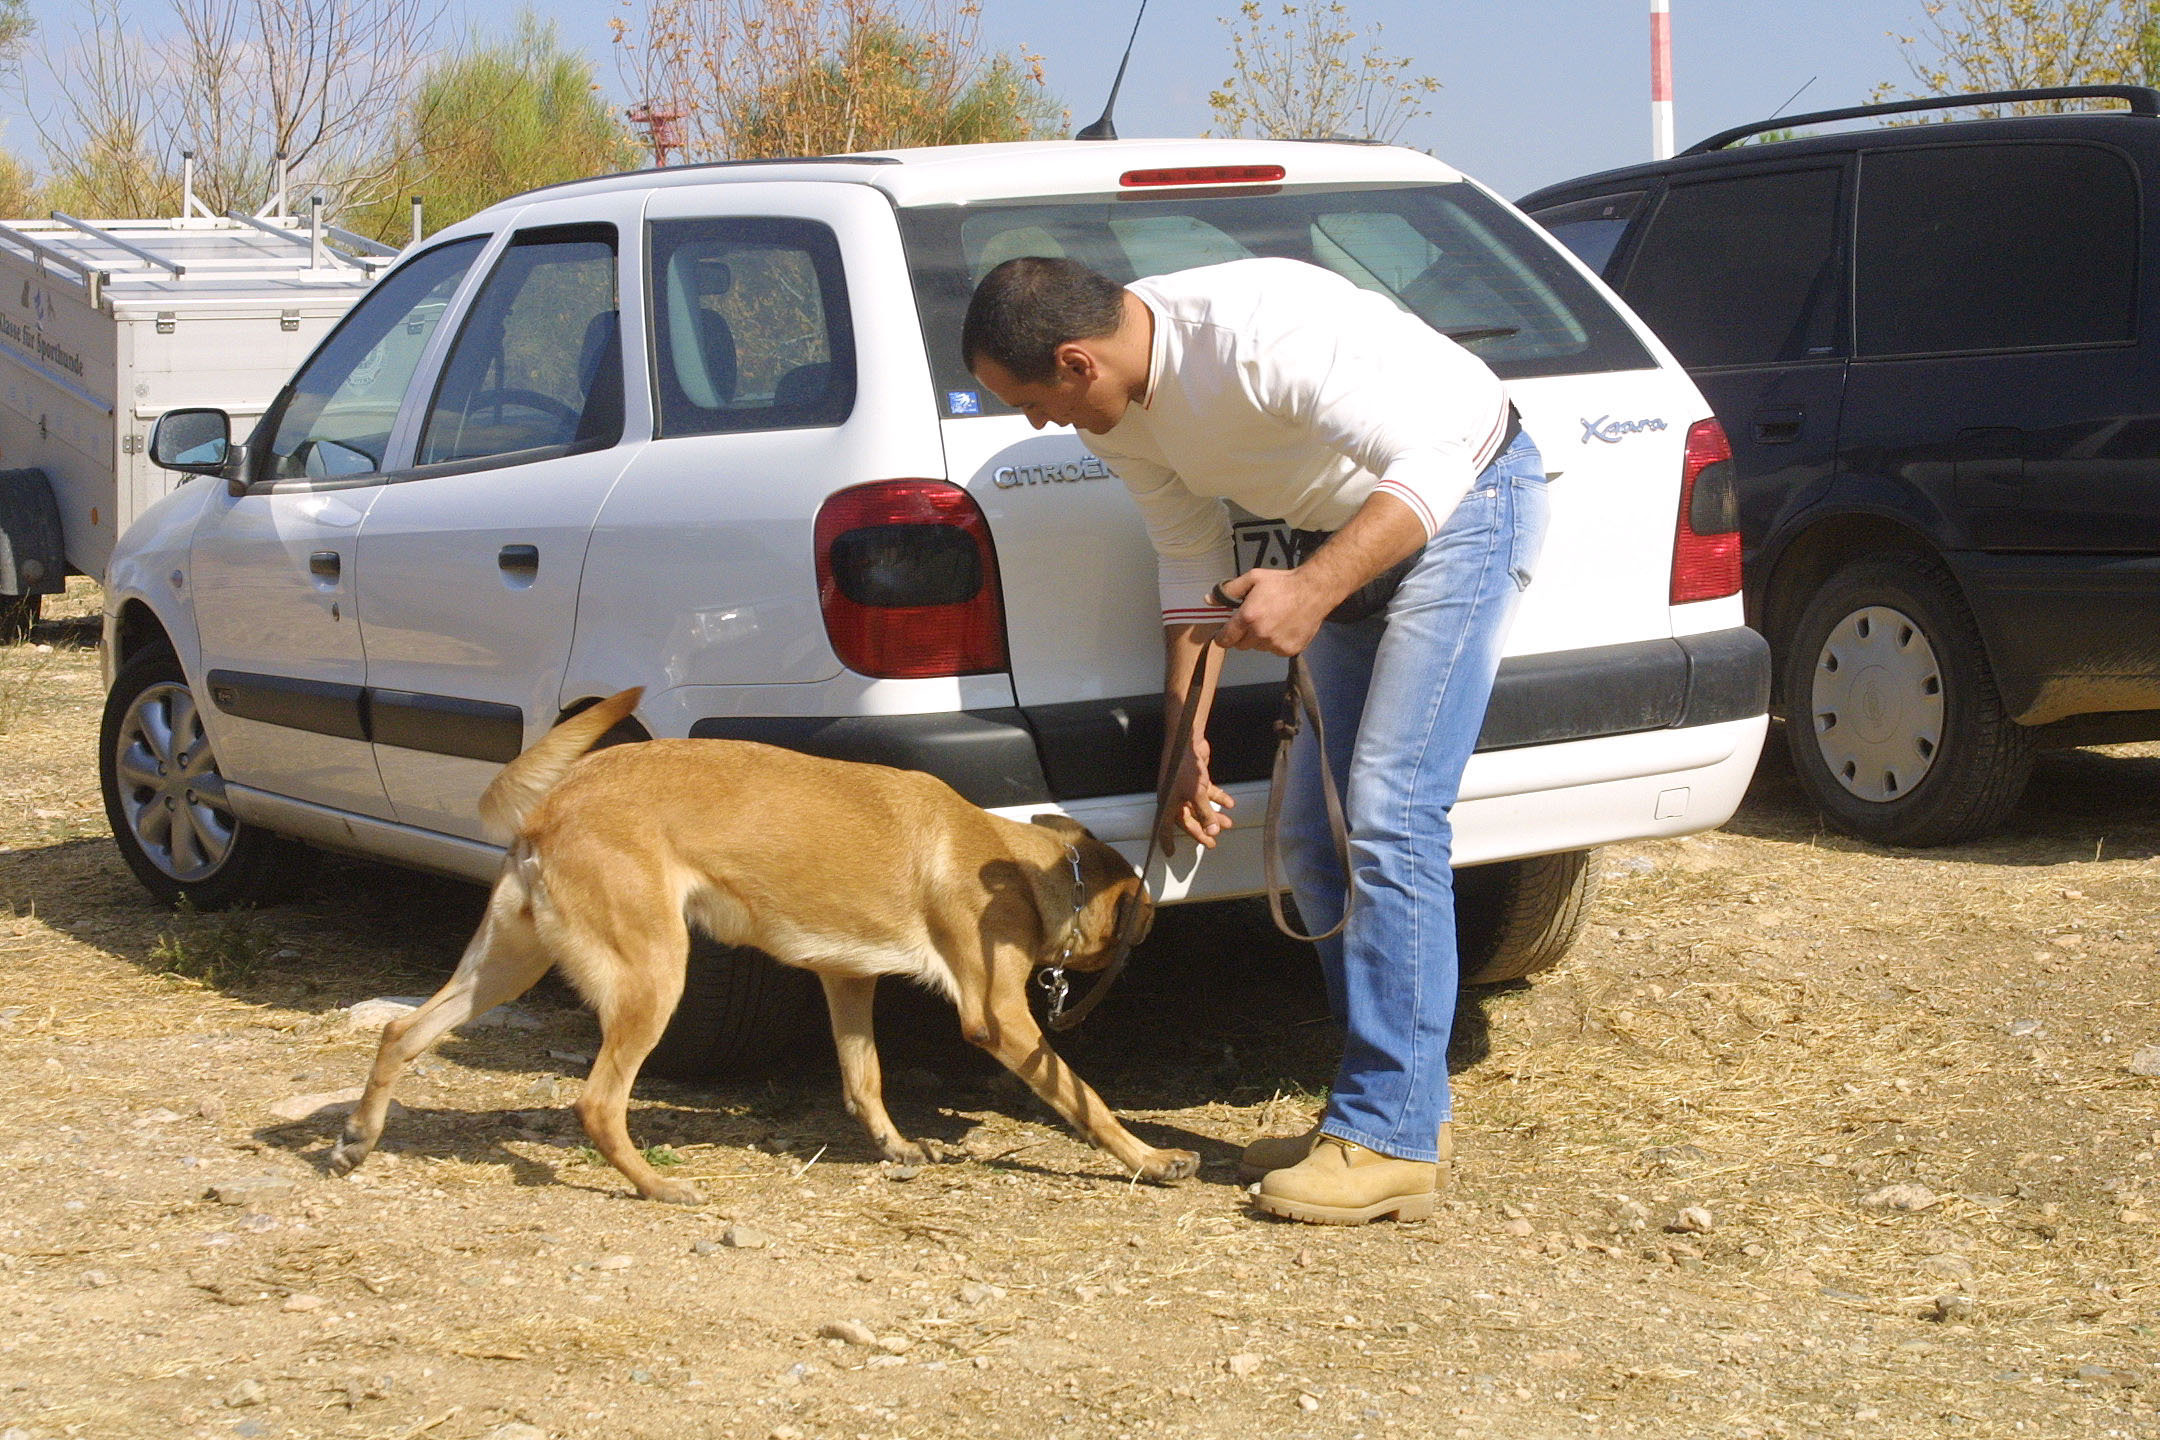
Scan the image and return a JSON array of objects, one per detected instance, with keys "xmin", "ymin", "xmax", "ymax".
[
  {"xmin": 416, "ymin": 224, "xmax": 621, "ymax": 467},
  {"xmin": 647, "ymin": 217, "xmax": 855, "ymax": 437},
  {"xmin": 1621, "ymin": 167, "xmax": 1843, "ymax": 369},
  {"xmin": 899, "ymin": 182, "xmax": 1655, "ymax": 412},
  {"xmin": 258, "ymin": 237, "xmax": 483, "ymax": 483},
  {"xmin": 1526, "ymin": 191, "xmax": 1648, "ymax": 276},
  {"xmin": 1855, "ymin": 142, "xmax": 2137, "ymax": 357}
]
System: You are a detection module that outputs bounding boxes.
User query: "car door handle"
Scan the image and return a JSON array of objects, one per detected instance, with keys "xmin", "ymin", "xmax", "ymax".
[
  {"xmin": 308, "ymin": 550, "xmax": 340, "ymax": 579},
  {"xmin": 1752, "ymin": 409, "xmax": 1805, "ymax": 445},
  {"xmin": 498, "ymin": 544, "xmax": 539, "ymax": 580}
]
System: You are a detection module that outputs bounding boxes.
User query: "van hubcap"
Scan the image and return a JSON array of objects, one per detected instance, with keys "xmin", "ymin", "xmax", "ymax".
[
  {"xmin": 113, "ymin": 681, "xmax": 234, "ymax": 881},
  {"xmin": 1811, "ymin": 604, "xmax": 1944, "ymax": 803}
]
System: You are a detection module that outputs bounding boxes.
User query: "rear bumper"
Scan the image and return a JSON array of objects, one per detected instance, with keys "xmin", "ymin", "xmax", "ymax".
[{"xmin": 690, "ymin": 625, "xmax": 1772, "ymax": 809}]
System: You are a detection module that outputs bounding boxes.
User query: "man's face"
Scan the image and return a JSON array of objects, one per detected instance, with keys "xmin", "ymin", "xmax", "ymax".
[{"xmin": 972, "ymin": 346, "xmax": 1131, "ymax": 435}]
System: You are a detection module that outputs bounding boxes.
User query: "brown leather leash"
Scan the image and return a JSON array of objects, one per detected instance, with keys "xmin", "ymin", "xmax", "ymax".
[
  {"xmin": 1042, "ymin": 642, "xmax": 1212, "ymax": 1033},
  {"xmin": 1042, "ymin": 607, "xmax": 1356, "ymax": 1031}
]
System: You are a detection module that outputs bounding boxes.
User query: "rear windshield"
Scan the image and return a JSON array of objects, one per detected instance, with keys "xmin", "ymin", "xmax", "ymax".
[{"xmin": 899, "ymin": 181, "xmax": 1654, "ymax": 416}]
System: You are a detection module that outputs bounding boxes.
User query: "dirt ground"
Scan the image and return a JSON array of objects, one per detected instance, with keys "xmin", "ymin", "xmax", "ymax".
[{"xmin": 2, "ymin": 580, "xmax": 2157, "ymax": 1440}]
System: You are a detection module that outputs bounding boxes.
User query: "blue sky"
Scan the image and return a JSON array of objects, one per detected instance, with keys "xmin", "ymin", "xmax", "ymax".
[{"xmin": 13, "ymin": 1, "xmax": 1925, "ymax": 199}]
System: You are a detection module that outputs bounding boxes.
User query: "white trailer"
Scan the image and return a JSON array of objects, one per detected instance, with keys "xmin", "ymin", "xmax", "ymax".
[{"xmin": 0, "ymin": 207, "xmax": 393, "ymax": 635}]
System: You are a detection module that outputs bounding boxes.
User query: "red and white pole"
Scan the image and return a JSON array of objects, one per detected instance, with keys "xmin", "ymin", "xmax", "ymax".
[{"xmin": 1651, "ymin": 0, "xmax": 1675, "ymax": 159}]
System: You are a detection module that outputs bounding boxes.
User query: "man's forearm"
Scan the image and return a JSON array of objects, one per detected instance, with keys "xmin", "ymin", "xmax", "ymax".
[
  {"xmin": 1296, "ymin": 490, "xmax": 1430, "ymax": 607},
  {"xmin": 1163, "ymin": 622, "xmax": 1225, "ymax": 758}
]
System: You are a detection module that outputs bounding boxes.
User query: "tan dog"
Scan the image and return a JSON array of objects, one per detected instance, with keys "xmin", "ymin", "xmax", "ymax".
[{"xmin": 328, "ymin": 688, "xmax": 1195, "ymax": 1203}]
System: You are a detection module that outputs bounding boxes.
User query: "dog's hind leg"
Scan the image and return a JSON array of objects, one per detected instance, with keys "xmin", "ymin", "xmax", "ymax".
[
  {"xmin": 820, "ymin": 975, "xmax": 928, "ymax": 1165},
  {"xmin": 954, "ymin": 909, "xmax": 1199, "ymax": 1184},
  {"xmin": 570, "ymin": 920, "xmax": 703, "ymax": 1205},
  {"xmin": 329, "ymin": 898, "xmax": 551, "ymax": 1177}
]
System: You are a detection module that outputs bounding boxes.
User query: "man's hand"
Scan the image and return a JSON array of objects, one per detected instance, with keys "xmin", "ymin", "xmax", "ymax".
[
  {"xmin": 1216, "ymin": 567, "xmax": 1333, "ymax": 657},
  {"xmin": 1160, "ymin": 733, "xmax": 1236, "ymax": 854}
]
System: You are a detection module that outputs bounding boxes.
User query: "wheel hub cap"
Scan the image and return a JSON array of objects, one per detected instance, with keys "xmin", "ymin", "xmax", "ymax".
[
  {"xmin": 1811, "ymin": 604, "xmax": 1944, "ymax": 803},
  {"xmin": 113, "ymin": 681, "xmax": 234, "ymax": 882}
]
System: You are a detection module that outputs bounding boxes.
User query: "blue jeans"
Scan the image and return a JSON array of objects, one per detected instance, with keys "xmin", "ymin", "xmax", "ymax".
[{"xmin": 1279, "ymin": 431, "xmax": 1550, "ymax": 1162}]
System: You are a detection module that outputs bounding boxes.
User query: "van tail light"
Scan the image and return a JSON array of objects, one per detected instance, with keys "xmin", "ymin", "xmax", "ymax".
[
  {"xmin": 815, "ymin": 480, "xmax": 1008, "ymax": 678},
  {"xmin": 1670, "ymin": 419, "xmax": 1742, "ymax": 605}
]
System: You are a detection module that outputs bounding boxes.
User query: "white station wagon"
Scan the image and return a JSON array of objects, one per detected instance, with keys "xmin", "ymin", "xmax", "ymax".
[{"xmin": 103, "ymin": 138, "xmax": 1769, "ymax": 1072}]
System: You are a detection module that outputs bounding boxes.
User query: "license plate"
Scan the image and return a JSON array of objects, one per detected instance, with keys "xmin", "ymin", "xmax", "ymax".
[{"xmin": 1233, "ymin": 518, "xmax": 1295, "ymax": 573}]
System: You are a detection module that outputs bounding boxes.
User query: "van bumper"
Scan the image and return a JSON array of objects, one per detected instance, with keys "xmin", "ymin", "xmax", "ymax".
[{"xmin": 691, "ymin": 625, "xmax": 1772, "ymax": 812}]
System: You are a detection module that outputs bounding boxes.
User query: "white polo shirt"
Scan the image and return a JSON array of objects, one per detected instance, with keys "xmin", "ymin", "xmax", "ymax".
[{"xmin": 1080, "ymin": 258, "xmax": 1512, "ymax": 625}]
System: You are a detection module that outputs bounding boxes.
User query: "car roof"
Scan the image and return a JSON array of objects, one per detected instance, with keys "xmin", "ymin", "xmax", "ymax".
[
  {"xmin": 1517, "ymin": 107, "xmax": 2160, "ymax": 210},
  {"xmin": 447, "ymin": 138, "xmax": 1465, "ymax": 232}
]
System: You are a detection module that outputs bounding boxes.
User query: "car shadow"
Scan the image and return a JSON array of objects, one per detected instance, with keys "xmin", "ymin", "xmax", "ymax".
[{"xmin": 1723, "ymin": 720, "xmax": 2160, "ymax": 865}]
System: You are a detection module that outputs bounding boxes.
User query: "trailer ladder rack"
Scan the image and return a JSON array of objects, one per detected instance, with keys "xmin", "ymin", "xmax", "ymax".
[{"xmin": 0, "ymin": 213, "xmax": 400, "ymax": 309}]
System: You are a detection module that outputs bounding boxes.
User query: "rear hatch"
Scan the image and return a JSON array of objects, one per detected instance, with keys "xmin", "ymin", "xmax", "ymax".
[{"xmin": 896, "ymin": 169, "xmax": 1693, "ymax": 800}]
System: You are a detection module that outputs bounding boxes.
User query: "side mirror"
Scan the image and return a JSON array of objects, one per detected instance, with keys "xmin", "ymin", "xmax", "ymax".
[{"xmin": 149, "ymin": 408, "xmax": 232, "ymax": 475}]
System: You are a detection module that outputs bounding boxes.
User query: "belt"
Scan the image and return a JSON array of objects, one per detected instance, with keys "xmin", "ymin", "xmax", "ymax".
[{"xmin": 1287, "ymin": 402, "xmax": 1522, "ymax": 558}]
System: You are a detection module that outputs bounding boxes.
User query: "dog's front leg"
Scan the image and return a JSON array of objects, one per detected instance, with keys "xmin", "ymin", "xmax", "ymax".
[
  {"xmin": 819, "ymin": 975, "xmax": 928, "ymax": 1164},
  {"xmin": 959, "ymin": 946, "xmax": 1198, "ymax": 1183}
]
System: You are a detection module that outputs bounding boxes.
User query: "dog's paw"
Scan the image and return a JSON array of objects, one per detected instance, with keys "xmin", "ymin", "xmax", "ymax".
[
  {"xmin": 1136, "ymin": 1148, "xmax": 1201, "ymax": 1184},
  {"xmin": 880, "ymin": 1138, "xmax": 930, "ymax": 1166},
  {"xmin": 642, "ymin": 1179, "xmax": 705, "ymax": 1206}
]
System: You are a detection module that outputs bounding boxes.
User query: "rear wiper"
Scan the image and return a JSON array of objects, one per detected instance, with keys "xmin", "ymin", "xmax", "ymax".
[{"xmin": 1445, "ymin": 326, "xmax": 1518, "ymax": 344}]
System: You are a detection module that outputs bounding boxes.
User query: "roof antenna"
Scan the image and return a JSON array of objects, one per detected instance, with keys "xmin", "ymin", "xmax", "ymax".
[{"xmin": 1076, "ymin": 0, "xmax": 1150, "ymax": 141}]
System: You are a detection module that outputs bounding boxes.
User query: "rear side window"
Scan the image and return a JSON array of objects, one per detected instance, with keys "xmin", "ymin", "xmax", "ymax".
[
  {"xmin": 1528, "ymin": 191, "xmax": 1648, "ymax": 276},
  {"xmin": 418, "ymin": 224, "xmax": 622, "ymax": 467},
  {"xmin": 900, "ymin": 182, "xmax": 1653, "ymax": 413},
  {"xmin": 1855, "ymin": 142, "xmax": 2137, "ymax": 356},
  {"xmin": 1622, "ymin": 167, "xmax": 1844, "ymax": 369},
  {"xmin": 647, "ymin": 217, "xmax": 856, "ymax": 437}
]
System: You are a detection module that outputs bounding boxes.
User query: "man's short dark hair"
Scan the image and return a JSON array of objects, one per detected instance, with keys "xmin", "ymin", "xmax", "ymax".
[{"xmin": 961, "ymin": 256, "xmax": 1126, "ymax": 384}]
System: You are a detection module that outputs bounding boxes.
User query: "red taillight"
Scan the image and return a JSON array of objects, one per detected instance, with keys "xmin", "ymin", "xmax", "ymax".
[
  {"xmin": 1119, "ymin": 165, "xmax": 1286, "ymax": 187},
  {"xmin": 815, "ymin": 480, "xmax": 1008, "ymax": 678},
  {"xmin": 1670, "ymin": 418, "xmax": 1742, "ymax": 605}
]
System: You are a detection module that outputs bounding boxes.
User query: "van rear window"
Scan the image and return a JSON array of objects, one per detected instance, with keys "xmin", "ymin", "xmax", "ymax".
[{"xmin": 899, "ymin": 182, "xmax": 1653, "ymax": 414}]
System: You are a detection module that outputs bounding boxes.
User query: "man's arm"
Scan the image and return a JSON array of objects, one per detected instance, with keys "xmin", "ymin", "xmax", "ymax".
[
  {"xmin": 1216, "ymin": 490, "xmax": 1428, "ymax": 657},
  {"xmin": 1159, "ymin": 621, "xmax": 1236, "ymax": 853}
]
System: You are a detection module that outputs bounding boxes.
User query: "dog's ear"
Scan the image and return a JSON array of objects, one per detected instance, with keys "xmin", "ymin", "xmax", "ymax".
[{"xmin": 1030, "ymin": 813, "xmax": 1089, "ymax": 844}]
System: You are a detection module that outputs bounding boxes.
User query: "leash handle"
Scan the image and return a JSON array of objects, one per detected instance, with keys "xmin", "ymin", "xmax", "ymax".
[{"xmin": 1262, "ymin": 656, "xmax": 1352, "ymax": 943}]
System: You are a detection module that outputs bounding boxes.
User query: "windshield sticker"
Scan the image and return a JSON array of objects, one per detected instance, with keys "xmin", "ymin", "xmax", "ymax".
[{"xmin": 947, "ymin": 390, "xmax": 981, "ymax": 416}]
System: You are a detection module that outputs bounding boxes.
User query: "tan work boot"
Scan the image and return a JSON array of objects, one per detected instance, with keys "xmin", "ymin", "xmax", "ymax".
[
  {"xmin": 1237, "ymin": 1124, "xmax": 1321, "ymax": 1183},
  {"xmin": 1251, "ymin": 1135, "xmax": 1445, "ymax": 1225},
  {"xmin": 1239, "ymin": 1120, "xmax": 1451, "ymax": 1184}
]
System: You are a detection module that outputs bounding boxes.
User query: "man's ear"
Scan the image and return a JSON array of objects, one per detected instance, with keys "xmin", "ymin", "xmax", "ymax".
[{"xmin": 1053, "ymin": 339, "xmax": 1101, "ymax": 384}]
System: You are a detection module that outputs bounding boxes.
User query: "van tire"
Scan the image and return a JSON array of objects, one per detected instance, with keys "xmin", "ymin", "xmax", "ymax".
[
  {"xmin": 1457, "ymin": 849, "xmax": 1601, "ymax": 985},
  {"xmin": 642, "ymin": 939, "xmax": 823, "ymax": 1079},
  {"xmin": 100, "ymin": 644, "xmax": 302, "ymax": 909},
  {"xmin": 1781, "ymin": 553, "xmax": 2031, "ymax": 847}
]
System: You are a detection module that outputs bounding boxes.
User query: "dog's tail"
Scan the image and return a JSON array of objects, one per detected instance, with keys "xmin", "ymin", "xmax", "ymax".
[{"xmin": 477, "ymin": 687, "xmax": 644, "ymax": 844}]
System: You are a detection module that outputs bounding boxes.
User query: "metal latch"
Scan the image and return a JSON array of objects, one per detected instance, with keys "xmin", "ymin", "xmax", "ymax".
[
  {"xmin": 281, "ymin": 310, "xmax": 299, "ymax": 332},
  {"xmin": 156, "ymin": 312, "xmax": 175, "ymax": 334}
]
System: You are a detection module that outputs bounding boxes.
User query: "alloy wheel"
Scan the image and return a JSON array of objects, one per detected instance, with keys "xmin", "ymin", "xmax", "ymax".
[{"xmin": 110, "ymin": 679, "xmax": 235, "ymax": 883}]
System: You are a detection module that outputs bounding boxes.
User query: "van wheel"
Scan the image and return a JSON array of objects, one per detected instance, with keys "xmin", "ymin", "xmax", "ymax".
[
  {"xmin": 1457, "ymin": 849, "xmax": 1600, "ymax": 985},
  {"xmin": 642, "ymin": 939, "xmax": 823, "ymax": 1079},
  {"xmin": 1781, "ymin": 553, "xmax": 2031, "ymax": 846},
  {"xmin": 100, "ymin": 645, "xmax": 297, "ymax": 908},
  {"xmin": 0, "ymin": 592, "xmax": 39, "ymax": 643}
]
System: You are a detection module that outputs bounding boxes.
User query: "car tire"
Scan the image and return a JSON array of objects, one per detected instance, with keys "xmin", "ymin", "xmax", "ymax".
[
  {"xmin": 641, "ymin": 938, "xmax": 823, "ymax": 1079},
  {"xmin": 100, "ymin": 644, "xmax": 300, "ymax": 908},
  {"xmin": 0, "ymin": 591, "xmax": 39, "ymax": 643},
  {"xmin": 1780, "ymin": 552, "xmax": 2031, "ymax": 847},
  {"xmin": 1457, "ymin": 849, "xmax": 1601, "ymax": 986}
]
